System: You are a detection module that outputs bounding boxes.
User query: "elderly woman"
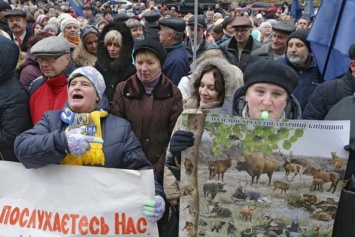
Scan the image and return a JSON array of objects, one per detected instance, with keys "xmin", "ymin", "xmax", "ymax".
[
  {"xmin": 14, "ymin": 66, "xmax": 166, "ymax": 222},
  {"xmin": 111, "ymin": 38, "xmax": 183, "ymax": 184},
  {"xmin": 259, "ymin": 21, "xmax": 273, "ymax": 44},
  {"xmin": 72, "ymin": 26, "xmax": 99, "ymax": 67},
  {"xmin": 95, "ymin": 22, "xmax": 136, "ymax": 103},
  {"xmin": 60, "ymin": 18, "xmax": 81, "ymax": 48}
]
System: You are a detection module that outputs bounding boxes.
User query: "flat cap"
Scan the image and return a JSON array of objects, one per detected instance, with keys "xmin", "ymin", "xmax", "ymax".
[
  {"xmin": 82, "ymin": 3, "xmax": 92, "ymax": 10},
  {"xmin": 114, "ymin": 13, "xmax": 131, "ymax": 22},
  {"xmin": 31, "ymin": 36, "xmax": 71, "ymax": 56},
  {"xmin": 272, "ymin": 21, "xmax": 296, "ymax": 34},
  {"xmin": 187, "ymin": 15, "xmax": 207, "ymax": 29},
  {"xmin": 349, "ymin": 43, "xmax": 355, "ymax": 60},
  {"xmin": 231, "ymin": 16, "xmax": 252, "ymax": 28},
  {"xmin": 159, "ymin": 17, "xmax": 186, "ymax": 32},
  {"xmin": 144, "ymin": 10, "xmax": 160, "ymax": 22},
  {"xmin": 4, "ymin": 10, "xmax": 26, "ymax": 18}
]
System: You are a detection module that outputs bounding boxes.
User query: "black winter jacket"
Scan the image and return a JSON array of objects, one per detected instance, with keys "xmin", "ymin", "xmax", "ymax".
[
  {"xmin": 14, "ymin": 96, "xmax": 164, "ymax": 197},
  {"xmin": 95, "ymin": 22, "xmax": 136, "ymax": 103},
  {"xmin": 277, "ymin": 55, "xmax": 323, "ymax": 111},
  {"xmin": 303, "ymin": 70, "xmax": 355, "ymax": 120},
  {"xmin": 219, "ymin": 35, "xmax": 262, "ymax": 72},
  {"xmin": 183, "ymin": 36, "xmax": 216, "ymax": 66},
  {"xmin": 0, "ymin": 35, "xmax": 31, "ymax": 162}
]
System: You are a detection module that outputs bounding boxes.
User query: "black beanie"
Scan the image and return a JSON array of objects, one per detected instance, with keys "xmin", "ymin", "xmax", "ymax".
[
  {"xmin": 244, "ymin": 61, "xmax": 299, "ymax": 95},
  {"xmin": 287, "ymin": 29, "xmax": 311, "ymax": 52},
  {"xmin": 133, "ymin": 38, "xmax": 167, "ymax": 66}
]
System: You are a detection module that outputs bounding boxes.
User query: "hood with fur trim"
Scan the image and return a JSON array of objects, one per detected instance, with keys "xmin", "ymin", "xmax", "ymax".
[
  {"xmin": 96, "ymin": 21, "xmax": 134, "ymax": 72},
  {"xmin": 72, "ymin": 42, "xmax": 97, "ymax": 67},
  {"xmin": 185, "ymin": 57, "xmax": 244, "ymax": 109}
]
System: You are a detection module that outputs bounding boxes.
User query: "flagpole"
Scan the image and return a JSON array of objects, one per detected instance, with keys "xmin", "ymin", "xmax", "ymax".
[{"xmin": 321, "ymin": 0, "xmax": 347, "ymax": 80}]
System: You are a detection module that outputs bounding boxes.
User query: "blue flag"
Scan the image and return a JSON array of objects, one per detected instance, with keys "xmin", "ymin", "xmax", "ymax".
[
  {"xmin": 303, "ymin": 0, "xmax": 314, "ymax": 20},
  {"xmin": 308, "ymin": 0, "xmax": 355, "ymax": 81},
  {"xmin": 67, "ymin": 0, "xmax": 84, "ymax": 17},
  {"xmin": 290, "ymin": 0, "xmax": 302, "ymax": 21}
]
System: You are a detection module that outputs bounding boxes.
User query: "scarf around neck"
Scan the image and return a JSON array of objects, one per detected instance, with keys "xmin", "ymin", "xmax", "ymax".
[
  {"xmin": 64, "ymin": 35, "xmax": 81, "ymax": 45},
  {"xmin": 60, "ymin": 106, "xmax": 108, "ymax": 166}
]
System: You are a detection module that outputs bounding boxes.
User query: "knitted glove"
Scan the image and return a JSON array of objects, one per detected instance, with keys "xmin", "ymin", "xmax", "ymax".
[
  {"xmin": 65, "ymin": 126, "xmax": 103, "ymax": 157},
  {"xmin": 170, "ymin": 130, "xmax": 194, "ymax": 163},
  {"xmin": 142, "ymin": 195, "xmax": 165, "ymax": 222},
  {"xmin": 345, "ymin": 144, "xmax": 355, "ymax": 152}
]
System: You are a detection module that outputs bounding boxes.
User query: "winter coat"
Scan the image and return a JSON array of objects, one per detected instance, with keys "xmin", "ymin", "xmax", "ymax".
[
  {"xmin": 95, "ymin": 22, "xmax": 136, "ymax": 103},
  {"xmin": 72, "ymin": 41, "xmax": 97, "ymax": 67},
  {"xmin": 249, "ymin": 42, "xmax": 276, "ymax": 63},
  {"xmin": 111, "ymin": 74, "xmax": 183, "ymax": 182},
  {"xmin": 19, "ymin": 51, "xmax": 42, "ymax": 90},
  {"xmin": 0, "ymin": 35, "xmax": 31, "ymax": 162},
  {"xmin": 277, "ymin": 55, "xmax": 323, "ymax": 111},
  {"xmin": 183, "ymin": 36, "xmax": 216, "ymax": 66},
  {"xmin": 303, "ymin": 70, "xmax": 355, "ymax": 120},
  {"xmin": 164, "ymin": 57, "xmax": 244, "ymax": 200},
  {"xmin": 162, "ymin": 43, "xmax": 190, "ymax": 86},
  {"xmin": 9, "ymin": 28, "xmax": 32, "ymax": 52},
  {"xmin": 218, "ymin": 86, "xmax": 302, "ymax": 119},
  {"xmin": 219, "ymin": 35, "xmax": 262, "ymax": 72},
  {"xmin": 29, "ymin": 59, "xmax": 75, "ymax": 125},
  {"xmin": 14, "ymin": 95, "xmax": 164, "ymax": 197}
]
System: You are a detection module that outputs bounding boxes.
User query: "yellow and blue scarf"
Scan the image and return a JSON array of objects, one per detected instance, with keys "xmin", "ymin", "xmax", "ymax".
[{"xmin": 60, "ymin": 106, "xmax": 108, "ymax": 166}]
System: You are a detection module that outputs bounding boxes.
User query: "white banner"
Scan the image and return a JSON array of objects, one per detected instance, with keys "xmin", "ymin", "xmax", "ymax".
[{"xmin": 0, "ymin": 162, "xmax": 158, "ymax": 236}]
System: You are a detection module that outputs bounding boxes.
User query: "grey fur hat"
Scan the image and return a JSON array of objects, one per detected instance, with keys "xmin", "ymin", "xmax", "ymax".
[{"xmin": 31, "ymin": 36, "xmax": 70, "ymax": 56}]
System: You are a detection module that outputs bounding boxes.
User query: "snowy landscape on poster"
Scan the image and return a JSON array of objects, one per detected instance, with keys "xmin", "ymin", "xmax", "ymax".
[{"xmin": 179, "ymin": 112, "xmax": 350, "ymax": 237}]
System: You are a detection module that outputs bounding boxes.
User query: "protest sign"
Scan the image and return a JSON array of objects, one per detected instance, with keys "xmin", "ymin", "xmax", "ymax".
[
  {"xmin": 179, "ymin": 111, "xmax": 350, "ymax": 237},
  {"xmin": 0, "ymin": 162, "xmax": 157, "ymax": 236}
]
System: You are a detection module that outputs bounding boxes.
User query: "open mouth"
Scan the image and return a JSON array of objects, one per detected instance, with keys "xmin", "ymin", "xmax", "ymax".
[{"xmin": 73, "ymin": 94, "xmax": 84, "ymax": 99}]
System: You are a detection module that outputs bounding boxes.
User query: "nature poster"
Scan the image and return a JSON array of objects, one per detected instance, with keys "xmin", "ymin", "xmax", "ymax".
[{"xmin": 178, "ymin": 111, "xmax": 350, "ymax": 237}]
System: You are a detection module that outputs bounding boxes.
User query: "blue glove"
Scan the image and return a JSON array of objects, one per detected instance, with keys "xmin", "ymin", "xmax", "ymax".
[
  {"xmin": 170, "ymin": 130, "xmax": 194, "ymax": 162},
  {"xmin": 65, "ymin": 126, "xmax": 103, "ymax": 157},
  {"xmin": 142, "ymin": 195, "xmax": 165, "ymax": 222}
]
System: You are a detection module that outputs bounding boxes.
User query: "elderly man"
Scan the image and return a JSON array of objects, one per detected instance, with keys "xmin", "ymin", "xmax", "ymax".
[
  {"xmin": 142, "ymin": 10, "xmax": 161, "ymax": 40},
  {"xmin": 277, "ymin": 29, "xmax": 323, "ymax": 111},
  {"xmin": 4, "ymin": 10, "xmax": 32, "ymax": 52},
  {"xmin": 219, "ymin": 16, "xmax": 262, "ymax": 72},
  {"xmin": 159, "ymin": 17, "xmax": 190, "ymax": 85},
  {"xmin": 29, "ymin": 36, "xmax": 75, "ymax": 125},
  {"xmin": 184, "ymin": 15, "xmax": 216, "ymax": 67},
  {"xmin": 249, "ymin": 21, "xmax": 296, "ymax": 63},
  {"xmin": 303, "ymin": 43, "xmax": 355, "ymax": 120}
]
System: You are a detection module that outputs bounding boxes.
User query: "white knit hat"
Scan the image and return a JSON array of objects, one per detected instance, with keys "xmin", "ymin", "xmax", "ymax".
[{"xmin": 61, "ymin": 17, "xmax": 80, "ymax": 32}]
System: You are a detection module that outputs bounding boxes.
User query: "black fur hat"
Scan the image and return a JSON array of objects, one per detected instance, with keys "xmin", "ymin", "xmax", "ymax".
[{"xmin": 133, "ymin": 38, "xmax": 167, "ymax": 66}]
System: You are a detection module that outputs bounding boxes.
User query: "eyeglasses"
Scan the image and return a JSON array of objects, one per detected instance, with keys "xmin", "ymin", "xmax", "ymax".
[
  {"xmin": 234, "ymin": 28, "xmax": 250, "ymax": 34},
  {"xmin": 35, "ymin": 54, "xmax": 65, "ymax": 64}
]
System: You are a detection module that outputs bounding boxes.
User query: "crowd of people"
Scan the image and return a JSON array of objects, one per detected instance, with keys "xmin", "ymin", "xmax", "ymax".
[{"xmin": 0, "ymin": 0, "xmax": 355, "ymax": 236}]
